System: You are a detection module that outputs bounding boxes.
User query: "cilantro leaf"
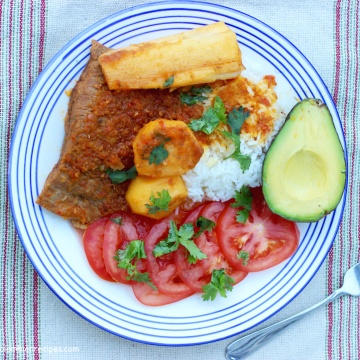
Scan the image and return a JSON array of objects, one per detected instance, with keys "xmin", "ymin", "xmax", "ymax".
[
  {"xmin": 114, "ymin": 240, "xmax": 157, "ymax": 289},
  {"xmin": 237, "ymin": 250, "xmax": 250, "ymax": 266},
  {"xmin": 111, "ymin": 217, "xmax": 123, "ymax": 225},
  {"xmin": 231, "ymin": 186, "xmax": 252, "ymax": 224},
  {"xmin": 202, "ymin": 269, "xmax": 235, "ymax": 301},
  {"xmin": 228, "ymin": 106, "xmax": 250, "ymax": 134},
  {"xmin": 153, "ymin": 220, "xmax": 207, "ymax": 263},
  {"xmin": 213, "ymin": 96, "xmax": 227, "ymax": 123},
  {"xmin": 231, "ymin": 186, "xmax": 252, "ymax": 209},
  {"xmin": 145, "ymin": 190, "xmax": 172, "ymax": 215},
  {"xmin": 152, "ymin": 221, "xmax": 179, "ymax": 257},
  {"xmin": 236, "ymin": 209, "xmax": 250, "ymax": 224},
  {"xmin": 163, "ymin": 75, "xmax": 174, "ymax": 87},
  {"xmin": 188, "ymin": 96, "xmax": 227, "ymax": 134},
  {"xmin": 194, "ymin": 216, "xmax": 216, "ymax": 238},
  {"xmin": 222, "ymin": 130, "xmax": 251, "ymax": 172},
  {"xmin": 106, "ymin": 166, "xmax": 137, "ymax": 184},
  {"xmin": 180, "ymin": 86, "xmax": 212, "ymax": 105},
  {"xmin": 149, "ymin": 143, "xmax": 169, "ymax": 165}
]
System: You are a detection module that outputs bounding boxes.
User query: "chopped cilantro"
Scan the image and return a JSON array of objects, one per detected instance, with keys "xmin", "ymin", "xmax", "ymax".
[
  {"xmin": 202, "ymin": 269, "xmax": 235, "ymax": 301},
  {"xmin": 163, "ymin": 75, "xmax": 174, "ymax": 88},
  {"xmin": 221, "ymin": 131, "xmax": 251, "ymax": 172},
  {"xmin": 231, "ymin": 186, "xmax": 252, "ymax": 224},
  {"xmin": 188, "ymin": 96, "xmax": 227, "ymax": 134},
  {"xmin": 227, "ymin": 106, "xmax": 250, "ymax": 134},
  {"xmin": 180, "ymin": 86, "xmax": 212, "ymax": 105},
  {"xmin": 221, "ymin": 106, "xmax": 251, "ymax": 171},
  {"xmin": 114, "ymin": 240, "xmax": 157, "ymax": 290},
  {"xmin": 145, "ymin": 190, "xmax": 172, "ymax": 214},
  {"xmin": 237, "ymin": 250, "xmax": 250, "ymax": 266},
  {"xmin": 149, "ymin": 143, "xmax": 169, "ymax": 165},
  {"xmin": 106, "ymin": 166, "xmax": 137, "ymax": 184},
  {"xmin": 194, "ymin": 216, "xmax": 216, "ymax": 238},
  {"xmin": 111, "ymin": 217, "xmax": 123, "ymax": 225},
  {"xmin": 153, "ymin": 220, "xmax": 207, "ymax": 264}
]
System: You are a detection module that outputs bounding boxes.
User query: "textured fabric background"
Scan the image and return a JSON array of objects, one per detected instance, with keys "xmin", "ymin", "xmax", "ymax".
[{"xmin": 1, "ymin": 1, "xmax": 359, "ymax": 359}]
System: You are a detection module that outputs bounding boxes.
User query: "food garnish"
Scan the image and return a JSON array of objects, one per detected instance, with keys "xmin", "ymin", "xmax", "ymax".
[
  {"xmin": 153, "ymin": 220, "xmax": 207, "ymax": 264},
  {"xmin": 163, "ymin": 75, "xmax": 174, "ymax": 88},
  {"xmin": 148, "ymin": 142, "xmax": 169, "ymax": 165},
  {"xmin": 146, "ymin": 190, "xmax": 172, "ymax": 214},
  {"xmin": 202, "ymin": 269, "xmax": 235, "ymax": 301},
  {"xmin": 262, "ymin": 98, "xmax": 346, "ymax": 222},
  {"xmin": 110, "ymin": 216, "xmax": 123, "ymax": 225},
  {"xmin": 106, "ymin": 166, "xmax": 137, "ymax": 184},
  {"xmin": 231, "ymin": 186, "xmax": 252, "ymax": 224},
  {"xmin": 114, "ymin": 240, "xmax": 157, "ymax": 289},
  {"xmin": 188, "ymin": 96, "xmax": 227, "ymax": 134},
  {"xmin": 180, "ymin": 85, "xmax": 212, "ymax": 105},
  {"xmin": 98, "ymin": 22, "xmax": 243, "ymax": 90},
  {"xmin": 237, "ymin": 250, "xmax": 250, "ymax": 266},
  {"xmin": 194, "ymin": 216, "xmax": 216, "ymax": 238}
]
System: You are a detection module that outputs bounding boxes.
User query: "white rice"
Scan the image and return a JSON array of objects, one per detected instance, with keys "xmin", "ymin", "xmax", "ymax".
[{"xmin": 182, "ymin": 69, "xmax": 297, "ymax": 203}]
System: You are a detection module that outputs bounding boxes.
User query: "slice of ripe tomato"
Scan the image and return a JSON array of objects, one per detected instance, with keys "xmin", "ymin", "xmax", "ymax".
[
  {"xmin": 103, "ymin": 212, "xmax": 154, "ymax": 283},
  {"xmin": 175, "ymin": 201, "xmax": 247, "ymax": 292},
  {"xmin": 144, "ymin": 220, "xmax": 195, "ymax": 297},
  {"xmin": 83, "ymin": 217, "xmax": 114, "ymax": 281},
  {"xmin": 217, "ymin": 187, "xmax": 300, "ymax": 272}
]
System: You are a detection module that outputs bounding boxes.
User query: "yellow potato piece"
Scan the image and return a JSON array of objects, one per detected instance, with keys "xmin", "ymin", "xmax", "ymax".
[
  {"xmin": 133, "ymin": 119, "xmax": 204, "ymax": 177},
  {"xmin": 126, "ymin": 176, "xmax": 188, "ymax": 220},
  {"xmin": 98, "ymin": 22, "xmax": 244, "ymax": 90}
]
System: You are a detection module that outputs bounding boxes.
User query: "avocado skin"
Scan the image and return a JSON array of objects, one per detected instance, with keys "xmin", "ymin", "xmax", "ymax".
[{"xmin": 262, "ymin": 98, "xmax": 346, "ymax": 222}]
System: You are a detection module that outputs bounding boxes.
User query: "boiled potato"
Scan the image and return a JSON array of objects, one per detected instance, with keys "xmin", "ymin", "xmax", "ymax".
[
  {"xmin": 125, "ymin": 175, "xmax": 188, "ymax": 220},
  {"xmin": 133, "ymin": 119, "xmax": 204, "ymax": 177}
]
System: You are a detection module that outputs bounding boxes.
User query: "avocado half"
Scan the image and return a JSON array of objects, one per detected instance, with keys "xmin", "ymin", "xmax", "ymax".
[{"xmin": 262, "ymin": 98, "xmax": 346, "ymax": 222}]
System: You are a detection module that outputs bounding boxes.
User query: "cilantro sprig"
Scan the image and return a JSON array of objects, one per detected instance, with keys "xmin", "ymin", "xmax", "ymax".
[
  {"xmin": 194, "ymin": 216, "xmax": 215, "ymax": 238},
  {"xmin": 145, "ymin": 190, "xmax": 172, "ymax": 215},
  {"xmin": 106, "ymin": 166, "xmax": 137, "ymax": 184},
  {"xmin": 114, "ymin": 240, "xmax": 156, "ymax": 290},
  {"xmin": 221, "ymin": 106, "xmax": 251, "ymax": 172},
  {"xmin": 202, "ymin": 269, "xmax": 235, "ymax": 301},
  {"xmin": 149, "ymin": 142, "xmax": 169, "ymax": 165},
  {"xmin": 163, "ymin": 75, "xmax": 174, "ymax": 88},
  {"xmin": 231, "ymin": 186, "xmax": 252, "ymax": 224},
  {"xmin": 153, "ymin": 220, "xmax": 207, "ymax": 264},
  {"xmin": 188, "ymin": 96, "xmax": 227, "ymax": 134},
  {"xmin": 237, "ymin": 250, "xmax": 250, "ymax": 266},
  {"xmin": 180, "ymin": 86, "xmax": 212, "ymax": 106}
]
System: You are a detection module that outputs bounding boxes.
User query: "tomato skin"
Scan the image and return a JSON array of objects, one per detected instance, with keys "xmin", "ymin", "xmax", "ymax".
[
  {"xmin": 217, "ymin": 187, "xmax": 300, "ymax": 272},
  {"xmin": 175, "ymin": 201, "xmax": 247, "ymax": 292},
  {"xmin": 83, "ymin": 217, "xmax": 114, "ymax": 281},
  {"xmin": 103, "ymin": 212, "xmax": 154, "ymax": 283},
  {"xmin": 144, "ymin": 220, "xmax": 194, "ymax": 297}
]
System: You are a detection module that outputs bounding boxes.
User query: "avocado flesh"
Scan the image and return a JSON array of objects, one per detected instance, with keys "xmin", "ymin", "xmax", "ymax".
[{"xmin": 262, "ymin": 98, "xmax": 346, "ymax": 222}]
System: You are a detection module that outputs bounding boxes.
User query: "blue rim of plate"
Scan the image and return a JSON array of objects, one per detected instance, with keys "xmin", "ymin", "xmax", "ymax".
[{"xmin": 8, "ymin": 0, "xmax": 347, "ymax": 346}]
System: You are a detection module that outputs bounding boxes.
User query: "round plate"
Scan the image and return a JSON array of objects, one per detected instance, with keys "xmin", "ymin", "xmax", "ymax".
[{"xmin": 9, "ymin": 1, "xmax": 347, "ymax": 346}]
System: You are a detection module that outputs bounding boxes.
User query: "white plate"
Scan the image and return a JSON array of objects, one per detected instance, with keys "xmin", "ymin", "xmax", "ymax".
[{"xmin": 9, "ymin": 1, "xmax": 347, "ymax": 346}]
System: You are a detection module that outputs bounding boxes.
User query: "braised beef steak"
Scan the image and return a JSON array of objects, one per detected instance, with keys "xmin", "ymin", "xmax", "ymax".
[{"xmin": 36, "ymin": 41, "xmax": 203, "ymax": 227}]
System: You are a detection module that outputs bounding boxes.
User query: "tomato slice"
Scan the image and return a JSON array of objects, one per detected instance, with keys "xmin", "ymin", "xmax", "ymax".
[
  {"xmin": 103, "ymin": 212, "xmax": 154, "ymax": 283},
  {"xmin": 83, "ymin": 217, "xmax": 114, "ymax": 281},
  {"xmin": 175, "ymin": 201, "xmax": 247, "ymax": 292},
  {"xmin": 144, "ymin": 220, "xmax": 195, "ymax": 297},
  {"xmin": 217, "ymin": 187, "xmax": 300, "ymax": 272},
  {"xmin": 132, "ymin": 282, "xmax": 191, "ymax": 306}
]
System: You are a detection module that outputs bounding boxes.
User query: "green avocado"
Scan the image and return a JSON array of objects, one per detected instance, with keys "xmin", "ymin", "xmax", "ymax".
[{"xmin": 262, "ymin": 98, "xmax": 346, "ymax": 222}]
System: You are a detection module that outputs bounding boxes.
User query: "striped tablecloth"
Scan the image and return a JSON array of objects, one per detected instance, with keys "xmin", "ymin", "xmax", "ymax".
[{"xmin": 1, "ymin": 1, "xmax": 359, "ymax": 359}]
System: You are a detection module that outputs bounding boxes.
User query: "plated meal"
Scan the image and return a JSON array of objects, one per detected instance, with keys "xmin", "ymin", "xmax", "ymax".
[
  {"xmin": 10, "ymin": 2, "xmax": 347, "ymax": 344},
  {"xmin": 36, "ymin": 22, "xmax": 345, "ymax": 306}
]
